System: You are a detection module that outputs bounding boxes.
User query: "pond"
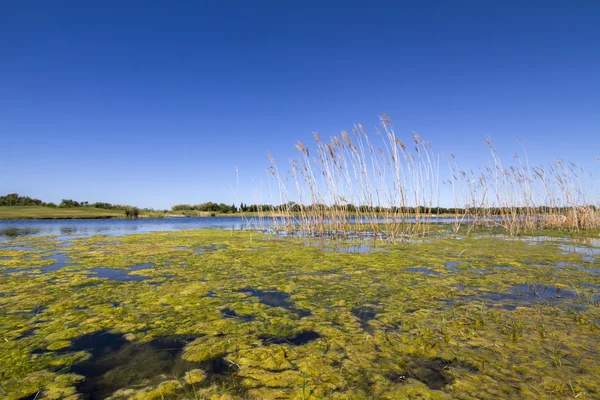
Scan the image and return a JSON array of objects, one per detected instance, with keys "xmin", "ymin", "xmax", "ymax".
[
  {"xmin": 1, "ymin": 228, "xmax": 599, "ymax": 399},
  {"xmin": 0, "ymin": 215, "xmax": 491, "ymax": 241},
  {"xmin": 0, "ymin": 217, "xmax": 250, "ymax": 240}
]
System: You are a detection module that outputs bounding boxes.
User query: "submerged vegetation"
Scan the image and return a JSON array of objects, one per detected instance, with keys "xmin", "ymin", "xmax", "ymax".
[
  {"xmin": 1, "ymin": 228, "xmax": 599, "ymax": 399},
  {"xmin": 259, "ymin": 114, "xmax": 599, "ymax": 241}
]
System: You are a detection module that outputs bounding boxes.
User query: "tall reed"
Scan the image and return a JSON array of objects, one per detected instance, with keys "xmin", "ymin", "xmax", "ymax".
[{"xmin": 258, "ymin": 114, "xmax": 598, "ymax": 241}]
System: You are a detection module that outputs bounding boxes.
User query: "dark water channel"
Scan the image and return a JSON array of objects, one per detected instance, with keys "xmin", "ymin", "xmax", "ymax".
[
  {"xmin": 32, "ymin": 331, "xmax": 201, "ymax": 399},
  {"xmin": 0, "ymin": 252, "xmax": 160, "ymax": 282},
  {"xmin": 237, "ymin": 288, "xmax": 311, "ymax": 317},
  {"xmin": 453, "ymin": 284, "xmax": 581, "ymax": 310}
]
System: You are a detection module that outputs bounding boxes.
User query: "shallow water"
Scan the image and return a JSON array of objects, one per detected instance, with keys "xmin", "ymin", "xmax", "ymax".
[
  {"xmin": 259, "ymin": 330, "xmax": 321, "ymax": 345},
  {"xmin": 86, "ymin": 267, "xmax": 150, "ymax": 282},
  {"xmin": 351, "ymin": 305, "xmax": 378, "ymax": 331},
  {"xmin": 0, "ymin": 216, "xmax": 472, "ymax": 241},
  {"xmin": 558, "ymin": 244, "xmax": 600, "ymax": 257},
  {"xmin": 406, "ymin": 267, "xmax": 442, "ymax": 276},
  {"xmin": 2, "ymin": 229, "xmax": 600, "ymax": 399},
  {"xmin": 56, "ymin": 332, "xmax": 200, "ymax": 400},
  {"xmin": 324, "ymin": 244, "xmax": 374, "ymax": 254},
  {"xmin": 220, "ymin": 308, "xmax": 255, "ymax": 322},
  {"xmin": 0, "ymin": 217, "xmax": 249, "ymax": 240},
  {"xmin": 40, "ymin": 253, "xmax": 78, "ymax": 272},
  {"xmin": 128, "ymin": 263, "xmax": 156, "ymax": 271},
  {"xmin": 237, "ymin": 288, "xmax": 311, "ymax": 317},
  {"xmin": 305, "ymin": 241, "xmax": 376, "ymax": 254},
  {"xmin": 194, "ymin": 244, "xmax": 227, "ymax": 255},
  {"xmin": 454, "ymin": 284, "xmax": 582, "ymax": 310}
]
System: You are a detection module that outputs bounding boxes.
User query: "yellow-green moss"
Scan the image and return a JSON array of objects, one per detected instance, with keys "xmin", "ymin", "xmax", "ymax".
[{"xmin": 1, "ymin": 230, "xmax": 599, "ymax": 399}]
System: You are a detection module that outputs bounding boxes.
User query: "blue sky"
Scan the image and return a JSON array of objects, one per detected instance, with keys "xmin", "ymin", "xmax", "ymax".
[{"xmin": 1, "ymin": 1, "xmax": 599, "ymax": 209}]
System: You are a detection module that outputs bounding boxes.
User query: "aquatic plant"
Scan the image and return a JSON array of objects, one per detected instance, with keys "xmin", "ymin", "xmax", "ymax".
[
  {"xmin": 260, "ymin": 114, "xmax": 599, "ymax": 241},
  {"xmin": 1, "ymin": 230, "xmax": 599, "ymax": 398}
]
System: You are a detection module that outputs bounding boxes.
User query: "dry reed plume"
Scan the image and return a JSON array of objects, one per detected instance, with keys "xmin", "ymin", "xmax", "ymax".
[{"xmin": 251, "ymin": 114, "xmax": 598, "ymax": 241}]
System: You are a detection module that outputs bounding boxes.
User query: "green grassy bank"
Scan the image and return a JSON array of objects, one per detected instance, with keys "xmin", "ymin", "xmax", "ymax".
[{"xmin": 0, "ymin": 206, "xmax": 125, "ymax": 220}]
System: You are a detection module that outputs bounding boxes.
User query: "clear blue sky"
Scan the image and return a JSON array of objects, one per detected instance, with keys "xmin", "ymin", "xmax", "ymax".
[{"xmin": 1, "ymin": 1, "xmax": 599, "ymax": 209}]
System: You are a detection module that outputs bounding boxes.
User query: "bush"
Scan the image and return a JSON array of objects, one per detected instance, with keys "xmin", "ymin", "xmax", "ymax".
[{"xmin": 124, "ymin": 207, "xmax": 140, "ymax": 218}]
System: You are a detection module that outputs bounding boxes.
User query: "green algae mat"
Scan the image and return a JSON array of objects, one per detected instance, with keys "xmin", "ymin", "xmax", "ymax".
[{"xmin": 1, "ymin": 230, "xmax": 599, "ymax": 399}]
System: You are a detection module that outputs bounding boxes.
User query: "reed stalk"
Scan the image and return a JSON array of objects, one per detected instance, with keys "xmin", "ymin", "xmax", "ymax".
[{"xmin": 256, "ymin": 114, "xmax": 598, "ymax": 241}]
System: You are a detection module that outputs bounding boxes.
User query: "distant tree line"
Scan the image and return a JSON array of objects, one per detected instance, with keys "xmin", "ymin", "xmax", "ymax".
[
  {"xmin": 0, "ymin": 193, "xmax": 45, "ymax": 206},
  {"xmin": 54, "ymin": 199, "xmax": 136, "ymax": 210},
  {"xmin": 269, "ymin": 204, "xmax": 598, "ymax": 215},
  {"xmin": 172, "ymin": 202, "xmax": 238, "ymax": 213},
  {"xmin": 170, "ymin": 202, "xmax": 296, "ymax": 213},
  {"xmin": 0, "ymin": 193, "xmax": 139, "ymax": 212},
  {"xmin": 216, "ymin": 202, "xmax": 599, "ymax": 215},
  {"xmin": 4, "ymin": 193, "xmax": 595, "ymax": 217}
]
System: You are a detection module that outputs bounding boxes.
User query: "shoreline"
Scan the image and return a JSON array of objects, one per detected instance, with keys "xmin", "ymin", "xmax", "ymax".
[{"xmin": 0, "ymin": 213, "xmax": 458, "ymax": 221}]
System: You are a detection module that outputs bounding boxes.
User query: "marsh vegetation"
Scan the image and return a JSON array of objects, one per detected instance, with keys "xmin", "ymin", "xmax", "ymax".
[
  {"xmin": 258, "ymin": 114, "xmax": 599, "ymax": 240},
  {"xmin": 1, "ymin": 227, "xmax": 599, "ymax": 399}
]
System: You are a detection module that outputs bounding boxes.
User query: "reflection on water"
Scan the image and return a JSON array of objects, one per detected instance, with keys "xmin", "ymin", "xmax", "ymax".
[
  {"xmin": 456, "ymin": 284, "xmax": 580, "ymax": 310},
  {"xmin": 43, "ymin": 331, "xmax": 200, "ymax": 400},
  {"xmin": 259, "ymin": 330, "xmax": 321, "ymax": 346},
  {"xmin": 351, "ymin": 305, "xmax": 378, "ymax": 331},
  {"xmin": 0, "ymin": 216, "xmax": 510, "ymax": 241},
  {"xmin": 324, "ymin": 244, "xmax": 374, "ymax": 254},
  {"xmin": 0, "ymin": 217, "xmax": 247, "ymax": 240},
  {"xmin": 128, "ymin": 263, "xmax": 156, "ymax": 271},
  {"xmin": 0, "ymin": 227, "xmax": 42, "ymax": 239},
  {"xmin": 238, "ymin": 288, "xmax": 311, "ymax": 317},
  {"xmin": 194, "ymin": 244, "xmax": 227, "ymax": 255},
  {"xmin": 558, "ymin": 244, "xmax": 600, "ymax": 256},
  {"xmin": 87, "ymin": 267, "xmax": 150, "ymax": 282},
  {"xmin": 220, "ymin": 308, "xmax": 255, "ymax": 322},
  {"xmin": 406, "ymin": 267, "xmax": 442, "ymax": 276},
  {"xmin": 305, "ymin": 241, "xmax": 375, "ymax": 254},
  {"xmin": 60, "ymin": 226, "xmax": 78, "ymax": 235},
  {"xmin": 41, "ymin": 253, "xmax": 78, "ymax": 272}
]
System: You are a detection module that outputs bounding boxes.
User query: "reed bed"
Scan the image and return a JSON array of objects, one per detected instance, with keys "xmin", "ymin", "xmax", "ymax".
[{"xmin": 249, "ymin": 114, "xmax": 598, "ymax": 241}]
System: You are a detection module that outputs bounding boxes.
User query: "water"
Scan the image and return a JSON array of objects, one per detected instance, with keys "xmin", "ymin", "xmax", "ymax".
[
  {"xmin": 258, "ymin": 330, "xmax": 321, "ymax": 346},
  {"xmin": 128, "ymin": 263, "xmax": 156, "ymax": 271},
  {"xmin": 237, "ymin": 288, "xmax": 311, "ymax": 317},
  {"xmin": 351, "ymin": 306, "xmax": 377, "ymax": 326},
  {"xmin": 1, "ymin": 252, "xmax": 78, "ymax": 275},
  {"xmin": 220, "ymin": 308, "xmax": 255, "ymax": 322},
  {"xmin": 406, "ymin": 267, "xmax": 442, "ymax": 276},
  {"xmin": 0, "ymin": 217, "xmax": 251, "ymax": 240},
  {"xmin": 87, "ymin": 267, "xmax": 150, "ymax": 282},
  {"xmin": 194, "ymin": 244, "xmax": 227, "ymax": 255},
  {"xmin": 0, "ymin": 245, "xmax": 38, "ymax": 251},
  {"xmin": 305, "ymin": 241, "xmax": 376, "ymax": 254},
  {"xmin": 0, "ymin": 215, "xmax": 491, "ymax": 241},
  {"xmin": 41, "ymin": 253, "xmax": 78, "ymax": 272},
  {"xmin": 324, "ymin": 244, "xmax": 374, "ymax": 254},
  {"xmin": 44, "ymin": 331, "xmax": 201, "ymax": 400},
  {"xmin": 445, "ymin": 261, "xmax": 463, "ymax": 273},
  {"xmin": 458, "ymin": 284, "xmax": 580, "ymax": 310},
  {"xmin": 558, "ymin": 244, "xmax": 600, "ymax": 257},
  {"xmin": 1, "ymin": 257, "xmax": 159, "ymax": 281}
]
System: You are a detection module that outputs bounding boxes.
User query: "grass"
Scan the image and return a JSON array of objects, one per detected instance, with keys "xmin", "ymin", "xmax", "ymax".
[{"xmin": 0, "ymin": 206, "xmax": 125, "ymax": 220}]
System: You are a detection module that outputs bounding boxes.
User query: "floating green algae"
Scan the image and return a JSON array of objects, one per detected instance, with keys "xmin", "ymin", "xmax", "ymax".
[{"xmin": 1, "ymin": 230, "xmax": 599, "ymax": 399}]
